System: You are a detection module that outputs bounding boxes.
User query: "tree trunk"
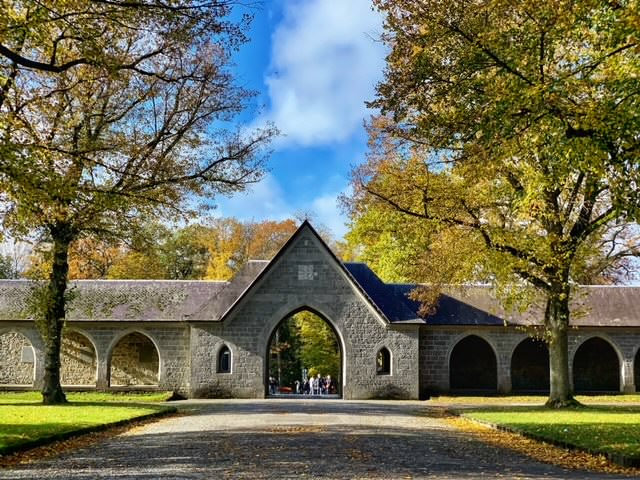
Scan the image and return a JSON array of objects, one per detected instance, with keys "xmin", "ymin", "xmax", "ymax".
[
  {"xmin": 40, "ymin": 224, "xmax": 73, "ymax": 404},
  {"xmin": 545, "ymin": 283, "xmax": 579, "ymax": 408}
]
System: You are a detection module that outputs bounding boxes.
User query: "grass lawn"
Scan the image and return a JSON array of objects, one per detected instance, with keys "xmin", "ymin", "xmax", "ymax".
[
  {"xmin": 430, "ymin": 394, "xmax": 640, "ymax": 405},
  {"xmin": 460, "ymin": 405, "xmax": 640, "ymax": 461},
  {"xmin": 0, "ymin": 391, "xmax": 176, "ymax": 454}
]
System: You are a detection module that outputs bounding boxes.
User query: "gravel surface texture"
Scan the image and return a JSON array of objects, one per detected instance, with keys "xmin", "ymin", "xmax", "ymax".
[{"xmin": 0, "ymin": 399, "xmax": 634, "ymax": 479}]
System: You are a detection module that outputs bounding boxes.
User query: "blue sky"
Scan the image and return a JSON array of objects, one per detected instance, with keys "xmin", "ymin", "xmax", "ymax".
[{"xmin": 214, "ymin": 0, "xmax": 386, "ymax": 239}]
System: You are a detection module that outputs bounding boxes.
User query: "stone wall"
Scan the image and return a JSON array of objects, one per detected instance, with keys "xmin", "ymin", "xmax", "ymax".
[
  {"xmin": 109, "ymin": 331, "xmax": 159, "ymax": 386},
  {"xmin": 0, "ymin": 323, "xmax": 190, "ymax": 393},
  {"xmin": 77, "ymin": 323, "xmax": 191, "ymax": 392},
  {"xmin": 61, "ymin": 331, "xmax": 97, "ymax": 386},
  {"xmin": 0, "ymin": 331, "xmax": 35, "ymax": 385},
  {"xmin": 419, "ymin": 326, "xmax": 640, "ymax": 396},
  {"xmin": 190, "ymin": 230, "xmax": 421, "ymax": 400}
]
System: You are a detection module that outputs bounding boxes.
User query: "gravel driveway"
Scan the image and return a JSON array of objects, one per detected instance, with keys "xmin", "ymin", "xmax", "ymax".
[{"xmin": 0, "ymin": 399, "xmax": 633, "ymax": 479}]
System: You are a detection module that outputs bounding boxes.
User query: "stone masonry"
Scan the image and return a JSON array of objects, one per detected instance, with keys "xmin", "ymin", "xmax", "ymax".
[
  {"xmin": 1, "ymin": 221, "xmax": 640, "ymax": 398},
  {"xmin": 188, "ymin": 228, "xmax": 419, "ymax": 399}
]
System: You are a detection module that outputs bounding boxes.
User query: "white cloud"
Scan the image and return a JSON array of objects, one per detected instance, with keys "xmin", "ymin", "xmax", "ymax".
[
  {"xmin": 311, "ymin": 192, "xmax": 348, "ymax": 239},
  {"xmin": 261, "ymin": 0, "xmax": 386, "ymax": 147},
  {"xmin": 213, "ymin": 174, "xmax": 291, "ymax": 221}
]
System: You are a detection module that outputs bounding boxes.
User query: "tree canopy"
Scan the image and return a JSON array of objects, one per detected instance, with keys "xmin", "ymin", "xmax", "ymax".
[
  {"xmin": 345, "ymin": 0, "xmax": 640, "ymax": 407},
  {"xmin": 0, "ymin": 1, "xmax": 276, "ymax": 403}
]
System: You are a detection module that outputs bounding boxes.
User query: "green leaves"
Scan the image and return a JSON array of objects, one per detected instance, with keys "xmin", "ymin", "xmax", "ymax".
[{"xmin": 346, "ymin": 0, "xmax": 640, "ymax": 404}]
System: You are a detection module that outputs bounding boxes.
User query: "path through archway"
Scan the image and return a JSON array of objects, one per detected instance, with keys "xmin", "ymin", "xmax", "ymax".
[{"xmin": 266, "ymin": 309, "xmax": 342, "ymax": 397}]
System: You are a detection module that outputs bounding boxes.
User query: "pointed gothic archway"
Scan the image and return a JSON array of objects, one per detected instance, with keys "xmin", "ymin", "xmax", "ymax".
[{"xmin": 265, "ymin": 307, "xmax": 344, "ymax": 397}]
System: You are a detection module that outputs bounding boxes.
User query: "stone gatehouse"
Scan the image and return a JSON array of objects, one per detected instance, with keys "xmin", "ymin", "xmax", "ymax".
[{"xmin": 1, "ymin": 222, "xmax": 639, "ymax": 398}]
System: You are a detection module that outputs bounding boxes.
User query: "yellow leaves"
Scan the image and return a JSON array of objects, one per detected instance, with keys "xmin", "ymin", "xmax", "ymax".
[
  {"xmin": 203, "ymin": 218, "xmax": 297, "ymax": 280},
  {"xmin": 107, "ymin": 251, "xmax": 165, "ymax": 280},
  {"xmin": 411, "ymin": 45, "xmax": 424, "ymax": 58}
]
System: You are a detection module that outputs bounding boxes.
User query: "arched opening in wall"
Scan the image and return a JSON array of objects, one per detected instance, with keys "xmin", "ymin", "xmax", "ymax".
[
  {"xmin": 376, "ymin": 347, "xmax": 391, "ymax": 375},
  {"xmin": 108, "ymin": 332, "xmax": 159, "ymax": 387},
  {"xmin": 573, "ymin": 337, "xmax": 620, "ymax": 393},
  {"xmin": 218, "ymin": 345, "xmax": 231, "ymax": 373},
  {"xmin": 266, "ymin": 308, "xmax": 342, "ymax": 397},
  {"xmin": 511, "ymin": 338, "xmax": 549, "ymax": 393},
  {"xmin": 0, "ymin": 331, "xmax": 35, "ymax": 386},
  {"xmin": 61, "ymin": 331, "xmax": 97, "ymax": 387},
  {"xmin": 449, "ymin": 335, "xmax": 497, "ymax": 392}
]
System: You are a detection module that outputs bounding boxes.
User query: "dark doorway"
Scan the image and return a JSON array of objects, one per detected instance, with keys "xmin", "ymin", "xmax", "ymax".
[
  {"xmin": 376, "ymin": 347, "xmax": 391, "ymax": 375},
  {"xmin": 573, "ymin": 337, "xmax": 620, "ymax": 393},
  {"xmin": 266, "ymin": 309, "xmax": 342, "ymax": 397},
  {"xmin": 449, "ymin": 335, "xmax": 497, "ymax": 392},
  {"xmin": 511, "ymin": 338, "xmax": 549, "ymax": 393}
]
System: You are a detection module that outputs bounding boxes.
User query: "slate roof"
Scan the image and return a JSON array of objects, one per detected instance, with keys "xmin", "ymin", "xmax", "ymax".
[
  {"xmin": 342, "ymin": 263, "xmax": 640, "ymax": 327},
  {"xmin": 0, "ymin": 222, "xmax": 639, "ymax": 327},
  {"xmin": 344, "ymin": 263, "xmax": 422, "ymax": 323},
  {"xmin": 188, "ymin": 260, "xmax": 269, "ymax": 320},
  {"xmin": 0, "ymin": 280, "xmax": 226, "ymax": 321}
]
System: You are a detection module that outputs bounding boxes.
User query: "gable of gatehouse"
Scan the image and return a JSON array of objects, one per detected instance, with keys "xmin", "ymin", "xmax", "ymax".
[{"xmin": 187, "ymin": 222, "xmax": 420, "ymax": 399}]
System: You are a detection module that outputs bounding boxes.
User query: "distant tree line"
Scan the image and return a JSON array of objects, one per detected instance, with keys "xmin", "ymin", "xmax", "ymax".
[{"xmin": 18, "ymin": 218, "xmax": 299, "ymax": 281}]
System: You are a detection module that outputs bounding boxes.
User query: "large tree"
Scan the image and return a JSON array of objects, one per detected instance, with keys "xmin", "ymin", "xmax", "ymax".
[
  {"xmin": 0, "ymin": 1, "xmax": 276, "ymax": 403},
  {"xmin": 0, "ymin": 1, "xmax": 251, "ymax": 75},
  {"xmin": 350, "ymin": 0, "xmax": 640, "ymax": 407},
  {"xmin": 204, "ymin": 218, "xmax": 298, "ymax": 280}
]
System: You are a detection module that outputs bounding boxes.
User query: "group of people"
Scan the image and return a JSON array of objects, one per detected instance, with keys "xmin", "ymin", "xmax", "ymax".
[
  {"xmin": 295, "ymin": 373, "xmax": 336, "ymax": 395},
  {"xmin": 268, "ymin": 373, "xmax": 338, "ymax": 396}
]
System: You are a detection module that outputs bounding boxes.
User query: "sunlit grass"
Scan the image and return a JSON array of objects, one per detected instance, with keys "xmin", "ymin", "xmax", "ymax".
[
  {"xmin": 0, "ymin": 391, "xmax": 174, "ymax": 405},
  {"xmin": 461, "ymin": 405, "xmax": 640, "ymax": 459},
  {"xmin": 0, "ymin": 391, "xmax": 175, "ymax": 453},
  {"xmin": 429, "ymin": 394, "xmax": 640, "ymax": 405}
]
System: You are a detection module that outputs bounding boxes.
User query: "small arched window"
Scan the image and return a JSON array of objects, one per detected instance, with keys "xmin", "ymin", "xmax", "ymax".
[
  {"xmin": 376, "ymin": 347, "xmax": 391, "ymax": 375},
  {"xmin": 218, "ymin": 345, "xmax": 231, "ymax": 373}
]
